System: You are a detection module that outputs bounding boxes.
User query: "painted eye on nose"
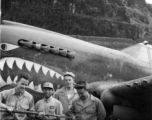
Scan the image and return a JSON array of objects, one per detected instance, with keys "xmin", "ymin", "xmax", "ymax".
[
  {"xmin": 0, "ymin": 44, "xmax": 7, "ymax": 50},
  {"xmin": 0, "ymin": 43, "xmax": 19, "ymax": 51}
]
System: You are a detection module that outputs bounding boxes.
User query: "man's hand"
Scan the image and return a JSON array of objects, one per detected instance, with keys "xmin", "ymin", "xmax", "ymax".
[
  {"xmin": 6, "ymin": 106, "xmax": 13, "ymax": 112},
  {"xmin": 27, "ymin": 110, "xmax": 35, "ymax": 119},
  {"xmin": 39, "ymin": 111, "xmax": 45, "ymax": 115},
  {"xmin": 37, "ymin": 111, "xmax": 45, "ymax": 118}
]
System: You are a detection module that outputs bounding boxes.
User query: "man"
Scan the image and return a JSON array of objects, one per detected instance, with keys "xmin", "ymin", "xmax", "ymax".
[
  {"xmin": 69, "ymin": 81, "xmax": 106, "ymax": 120},
  {"xmin": 54, "ymin": 72, "xmax": 78, "ymax": 114},
  {"xmin": 35, "ymin": 82, "xmax": 64, "ymax": 120},
  {"xmin": 0, "ymin": 73, "xmax": 35, "ymax": 120}
]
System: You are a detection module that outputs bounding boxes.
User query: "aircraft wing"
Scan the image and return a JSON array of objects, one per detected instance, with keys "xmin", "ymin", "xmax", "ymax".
[
  {"xmin": 103, "ymin": 75, "xmax": 152, "ymax": 119},
  {"xmin": 109, "ymin": 75, "xmax": 152, "ymax": 108}
]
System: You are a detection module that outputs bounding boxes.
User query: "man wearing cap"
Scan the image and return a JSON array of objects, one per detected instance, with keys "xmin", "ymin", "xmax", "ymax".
[
  {"xmin": 54, "ymin": 72, "xmax": 78, "ymax": 115},
  {"xmin": 35, "ymin": 82, "xmax": 64, "ymax": 120},
  {"xmin": 68, "ymin": 81, "xmax": 106, "ymax": 120}
]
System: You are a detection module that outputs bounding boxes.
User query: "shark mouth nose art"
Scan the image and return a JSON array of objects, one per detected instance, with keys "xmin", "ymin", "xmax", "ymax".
[{"xmin": 0, "ymin": 57, "xmax": 64, "ymax": 92}]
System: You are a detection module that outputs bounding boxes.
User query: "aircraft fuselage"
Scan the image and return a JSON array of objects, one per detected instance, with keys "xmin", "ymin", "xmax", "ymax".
[{"xmin": 1, "ymin": 21, "xmax": 152, "ymax": 89}]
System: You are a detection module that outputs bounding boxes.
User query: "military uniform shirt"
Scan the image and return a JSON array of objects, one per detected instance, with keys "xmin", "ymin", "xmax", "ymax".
[
  {"xmin": 54, "ymin": 87, "xmax": 79, "ymax": 114},
  {"xmin": 0, "ymin": 88, "xmax": 35, "ymax": 120},
  {"xmin": 35, "ymin": 96, "xmax": 63, "ymax": 119},
  {"xmin": 69, "ymin": 94, "xmax": 106, "ymax": 120}
]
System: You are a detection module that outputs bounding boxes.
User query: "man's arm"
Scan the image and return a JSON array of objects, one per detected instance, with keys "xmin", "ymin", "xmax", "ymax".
[
  {"xmin": 65, "ymin": 100, "xmax": 76, "ymax": 120},
  {"xmin": 56, "ymin": 101, "xmax": 64, "ymax": 120},
  {"xmin": 35, "ymin": 101, "xmax": 46, "ymax": 120},
  {"xmin": 0, "ymin": 102, "xmax": 9, "ymax": 109},
  {"xmin": 97, "ymin": 99, "xmax": 106, "ymax": 120},
  {"xmin": 35, "ymin": 102, "xmax": 38, "ymax": 112},
  {"xmin": 29, "ymin": 96, "xmax": 35, "ymax": 111},
  {"xmin": 26, "ymin": 96, "xmax": 35, "ymax": 119},
  {"xmin": 0, "ymin": 91, "xmax": 13, "ymax": 111}
]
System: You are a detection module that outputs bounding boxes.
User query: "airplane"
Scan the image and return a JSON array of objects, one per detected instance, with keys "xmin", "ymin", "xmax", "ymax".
[{"xmin": 0, "ymin": 20, "xmax": 152, "ymax": 120}]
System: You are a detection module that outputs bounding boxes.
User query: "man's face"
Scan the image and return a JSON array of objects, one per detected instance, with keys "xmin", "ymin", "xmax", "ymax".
[
  {"xmin": 64, "ymin": 76, "xmax": 74, "ymax": 87},
  {"xmin": 77, "ymin": 88, "xmax": 88, "ymax": 100},
  {"xmin": 42, "ymin": 87, "xmax": 53, "ymax": 98},
  {"xmin": 16, "ymin": 78, "xmax": 29, "ymax": 94}
]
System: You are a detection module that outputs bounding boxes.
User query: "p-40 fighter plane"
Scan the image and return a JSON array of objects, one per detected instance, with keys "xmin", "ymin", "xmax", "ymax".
[{"xmin": 0, "ymin": 20, "xmax": 152, "ymax": 120}]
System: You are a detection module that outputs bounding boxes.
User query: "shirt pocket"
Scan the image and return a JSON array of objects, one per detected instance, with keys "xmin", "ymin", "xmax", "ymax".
[
  {"xmin": 49, "ymin": 106, "xmax": 55, "ymax": 114},
  {"xmin": 74, "ymin": 109, "xmax": 81, "ymax": 115},
  {"xmin": 85, "ymin": 109, "xmax": 96, "ymax": 114},
  {"xmin": 7, "ymin": 102, "xmax": 16, "ymax": 107},
  {"xmin": 20, "ymin": 104, "xmax": 29, "ymax": 110},
  {"xmin": 16, "ymin": 105, "xmax": 29, "ymax": 118}
]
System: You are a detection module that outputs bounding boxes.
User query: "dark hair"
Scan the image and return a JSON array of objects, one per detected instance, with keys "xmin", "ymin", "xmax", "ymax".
[
  {"xmin": 75, "ymin": 81, "xmax": 89, "ymax": 90},
  {"xmin": 17, "ymin": 73, "xmax": 30, "ymax": 82}
]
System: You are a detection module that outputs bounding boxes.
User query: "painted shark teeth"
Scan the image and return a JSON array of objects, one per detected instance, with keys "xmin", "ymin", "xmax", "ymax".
[
  {"xmin": 61, "ymin": 76, "xmax": 64, "ymax": 80},
  {"xmin": 6, "ymin": 58, "xmax": 15, "ymax": 69},
  {"xmin": 56, "ymin": 73, "xmax": 61, "ymax": 79},
  {"xmin": 49, "ymin": 69, "xmax": 56, "ymax": 77},
  {"xmin": 1, "ymin": 57, "xmax": 63, "ymax": 79},
  {"xmin": 0, "ymin": 74, "xmax": 43, "ymax": 92},
  {"xmin": 37, "ymin": 84, "xmax": 42, "ymax": 92},
  {"xmin": 25, "ymin": 61, "xmax": 33, "ymax": 71},
  {"xmin": 0, "ymin": 75, "xmax": 18, "ymax": 87},
  {"xmin": 0, "ymin": 75, "xmax": 6, "ymax": 86},
  {"xmin": 34, "ymin": 63, "xmax": 41, "ymax": 73},
  {"xmin": 28, "ymin": 81, "xmax": 35, "ymax": 90},
  {"xmin": 29, "ymin": 82, "xmax": 42, "ymax": 92},
  {"xmin": 1, "ymin": 57, "xmax": 63, "ymax": 92},
  {"xmin": 14, "ymin": 76, "xmax": 18, "ymax": 83},
  {"xmin": 16, "ymin": 59, "xmax": 24, "ymax": 70},
  {"xmin": 42, "ymin": 66, "xmax": 49, "ymax": 75},
  {"xmin": 0, "ymin": 58, "xmax": 6, "ymax": 70},
  {"xmin": 6, "ymin": 76, "xmax": 13, "ymax": 84}
]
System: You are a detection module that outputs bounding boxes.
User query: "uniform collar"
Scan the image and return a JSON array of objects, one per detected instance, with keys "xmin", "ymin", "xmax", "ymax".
[
  {"xmin": 60, "ymin": 86, "xmax": 77, "ymax": 94},
  {"xmin": 44, "ymin": 96, "xmax": 52, "ymax": 102},
  {"xmin": 76, "ymin": 94, "xmax": 96, "ymax": 108},
  {"xmin": 77, "ymin": 94, "xmax": 96, "ymax": 102},
  {"xmin": 59, "ymin": 87, "xmax": 77, "ymax": 101},
  {"xmin": 11, "ymin": 88, "xmax": 27, "ymax": 98},
  {"xmin": 89, "ymin": 94, "xmax": 96, "ymax": 101}
]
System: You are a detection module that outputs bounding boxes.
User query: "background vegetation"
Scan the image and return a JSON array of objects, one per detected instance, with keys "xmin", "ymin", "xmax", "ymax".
[{"xmin": 2, "ymin": 0, "xmax": 152, "ymax": 48}]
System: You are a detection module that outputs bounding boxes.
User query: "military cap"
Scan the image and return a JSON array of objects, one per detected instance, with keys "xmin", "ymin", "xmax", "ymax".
[
  {"xmin": 64, "ymin": 72, "xmax": 75, "ymax": 78},
  {"xmin": 43, "ymin": 82, "xmax": 54, "ymax": 89}
]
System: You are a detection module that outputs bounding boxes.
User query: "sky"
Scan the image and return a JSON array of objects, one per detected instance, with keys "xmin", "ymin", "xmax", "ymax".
[{"xmin": 146, "ymin": 0, "xmax": 152, "ymax": 4}]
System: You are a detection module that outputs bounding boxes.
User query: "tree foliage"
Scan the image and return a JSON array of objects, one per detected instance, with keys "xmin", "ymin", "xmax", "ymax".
[{"xmin": 1, "ymin": 0, "xmax": 149, "ymax": 40}]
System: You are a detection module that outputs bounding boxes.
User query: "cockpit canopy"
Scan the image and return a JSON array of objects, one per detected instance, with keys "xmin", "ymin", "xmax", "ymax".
[{"xmin": 121, "ymin": 42, "xmax": 152, "ymax": 67}]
